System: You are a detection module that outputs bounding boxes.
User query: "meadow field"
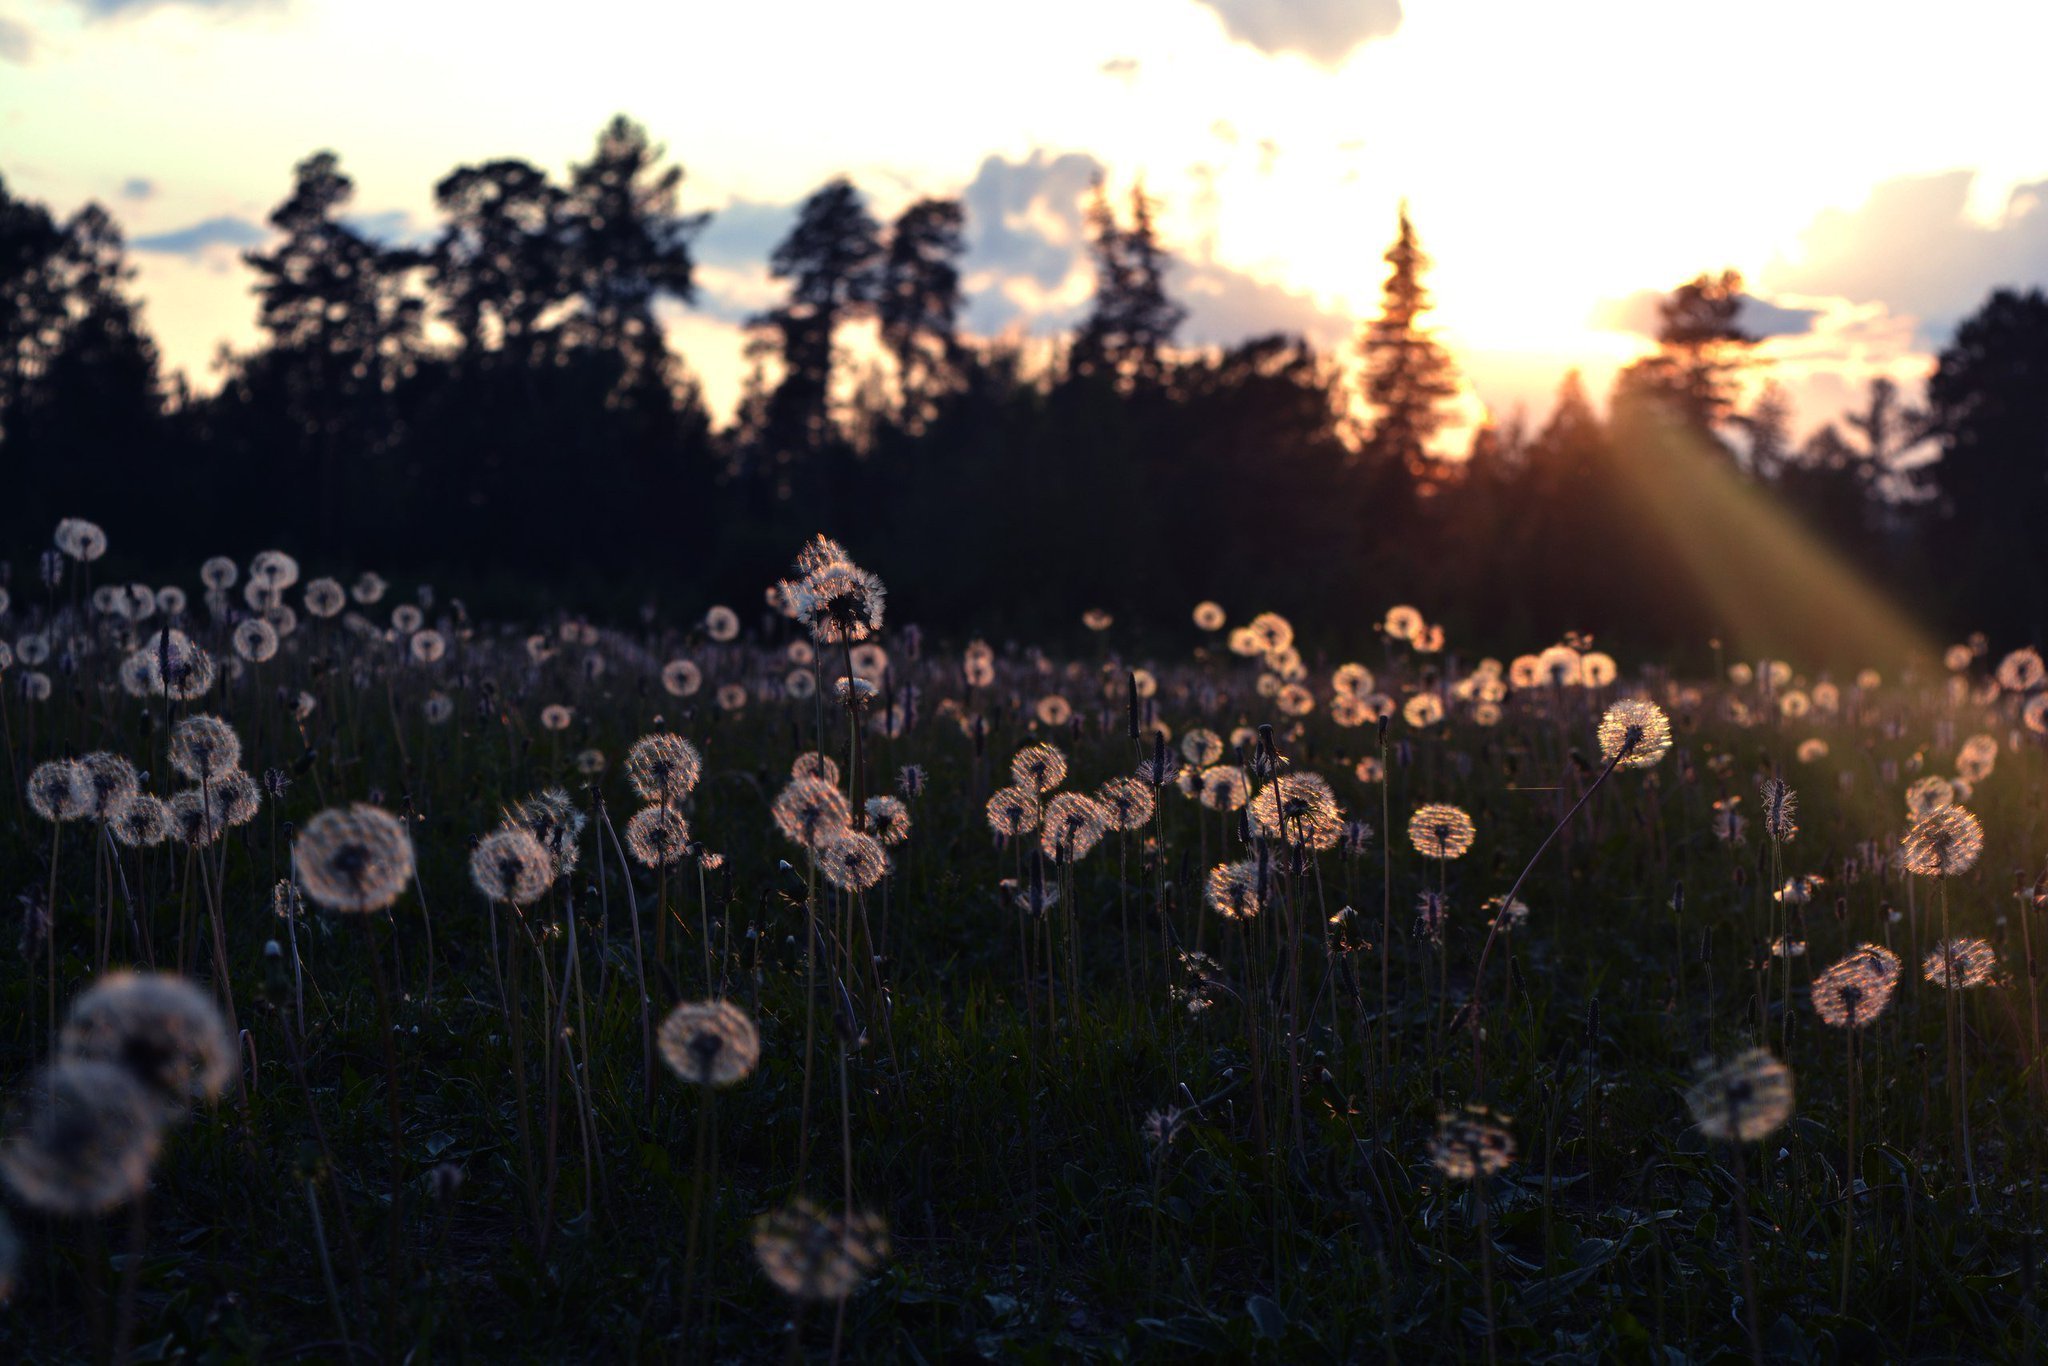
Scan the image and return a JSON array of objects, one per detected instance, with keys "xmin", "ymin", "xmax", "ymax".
[{"xmin": 1, "ymin": 520, "xmax": 2043, "ymax": 1362}]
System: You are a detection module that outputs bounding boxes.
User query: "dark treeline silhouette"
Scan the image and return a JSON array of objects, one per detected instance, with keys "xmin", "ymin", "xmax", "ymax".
[{"xmin": 4, "ymin": 115, "xmax": 2044, "ymax": 658}]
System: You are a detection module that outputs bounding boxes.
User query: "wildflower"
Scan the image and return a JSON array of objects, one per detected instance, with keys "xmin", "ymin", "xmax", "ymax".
[
  {"xmin": 1429, "ymin": 1105, "xmax": 1516, "ymax": 1179},
  {"xmin": 1095, "ymin": 776, "xmax": 1155, "ymax": 831},
  {"xmin": 1408, "ymin": 803, "xmax": 1477, "ymax": 860},
  {"xmin": 789, "ymin": 559, "xmax": 886, "ymax": 646},
  {"xmin": 0, "ymin": 1061, "xmax": 163, "ymax": 1216},
  {"xmin": 294, "ymin": 805, "xmax": 415, "ymax": 913},
  {"xmin": 896, "ymin": 764, "xmax": 926, "ymax": 798},
  {"xmin": 1192, "ymin": 602, "xmax": 1225, "ymax": 631},
  {"xmin": 1484, "ymin": 894, "xmax": 1529, "ymax": 931},
  {"xmin": 540, "ymin": 704, "xmax": 573, "ymax": 732},
  {"xmin": 658, "ymin": 1000, "xmax": 761, "ymax": 1087},
  {"xmin": 1685, "ymin": 1049, "xmax": 1794, "ymax": 1142},
  {"xmin": 1142, "ymin": 1106, "xmax": 1187, "ymax": 1148},
  {"xmin": 60, "ymin": 972, "xmax": 234, "ymax": 1117},
  {"xmin": 1597, "ymin": 699, "xmax": 1672, "ymax": 769},
  {"xmin": 1415, "ymin": 891, "xmax": 1447, "ymax": 946},
  {"xmin": 1758, "ymin": 777, "xmax": 1797, "ymax": 843},
  {"xmin": 752, "ymin": 1200, "xmax": 890, "ymax": 1302}
]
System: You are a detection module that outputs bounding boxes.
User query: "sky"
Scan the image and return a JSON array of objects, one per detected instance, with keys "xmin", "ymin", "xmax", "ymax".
[{"xmin": 5, "ymin": 0, "xmax": 2048, "ymax": 440}]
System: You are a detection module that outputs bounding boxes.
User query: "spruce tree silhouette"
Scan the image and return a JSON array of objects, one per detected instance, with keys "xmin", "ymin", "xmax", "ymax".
[{"xmin": 1357, "ymin": 205, "xmax": 1460, "ymax": 484}]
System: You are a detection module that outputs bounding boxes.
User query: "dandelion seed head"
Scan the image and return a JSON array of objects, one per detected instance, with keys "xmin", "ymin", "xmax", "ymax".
[
  {"xmin": 624, "ymin": 733, "xmax": 703, "ymax": 806},
  {"xmin": 773, "ymin": 777, "xmax": 852, "ymax": 847},
  {"xmin": 61, "ymin": 972, "xmax": 234, "ymax": 1116},
  {"xmin": 0, "ymin": 1061, "xmax": 162, "ymax": 1216},
  {"xmin": 1429, "ymin": 1105, "xmax": 1516, "ymax": 1179},
  {"xmin": 658, "ymin": 1000, "xmax": 761, "ymax": 1087},
  {"xmin": 1685, "ymin": 1049, "xmax": 1794, "ymax": 1142},
  {"xmin": 1899, "ymin": 805, "xmax": 1984, "ymax": 877},
  {"xmin": 1597, "ymin": 699, "xmax": 1672, "ymax": 769},
  {"xmin": 295, "ymin": 804, "xmax": 415, "ymax": 913},
  {"xmin": 624, "ymin": 804, "xmax": 691, "ymax": 868},
  {"xmin": 751, "ymin": 1199, "xmax": 890, "ymax": 1302},
  {"xmin": 1408, "ymin": 803, "xmax": 1477, "ymax": 860},
  {"xmin": 1923, "ymin": 937, "xmax": 1996, "ymax": 989}
]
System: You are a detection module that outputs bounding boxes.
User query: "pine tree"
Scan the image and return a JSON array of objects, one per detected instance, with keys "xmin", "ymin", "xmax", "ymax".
[
  {"xmin": 1358, "ymin": 205, "xmax": 1460, "ymax": 478},
  {"xmin": 1070, "ymin": 182, "xmax": 1185, "ymax": 391}
]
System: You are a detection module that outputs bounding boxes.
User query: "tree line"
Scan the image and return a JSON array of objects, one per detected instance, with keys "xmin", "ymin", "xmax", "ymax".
[{"xmin": 3, "ymin": 114, "xmax": 2045, "ymax": 657}]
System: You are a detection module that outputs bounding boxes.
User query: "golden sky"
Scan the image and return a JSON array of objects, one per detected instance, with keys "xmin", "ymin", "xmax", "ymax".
[{"xmin": 5, "ymin": 0, "xmax": 2046, "ymax": 435}]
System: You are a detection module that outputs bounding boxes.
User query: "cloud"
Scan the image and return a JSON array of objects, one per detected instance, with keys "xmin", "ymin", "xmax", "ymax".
[
  {"xmin": 1173, "ymin": 260, "xmax": 1351, "ymax": 351},
  {"xmin": 0, "ymin": 16, "xmax": 33, "ymax": 63},
  {"xmin": 1099, "ymin": 56, "xmax": 1139, "ymax": 83},
  {"xmin": 130, "ymin": 207, "xmax": 423, "ymax": 257},
  {"xmin": 65, "ymin": 0, "xmax": 285, "ymax": 17},
  {"xmin": 132, "ymin": 215, "xmax": 268, "ymax": 255},
  {"xmin": 959, "ymin": 149, "xmax": 1105, "ymax": 334},
  {"xmin": 1191, "ymin": 0, "xmax": 1402, "ymax": 68},
  {"xmin": 1765, "ymin": 170, "xmax": 2048, "ymax": 345},
  {"xmin": 120, "ymin": 177, "xmax": 156, "ymax": 201},
  {"xmin": 696, "ymin": 198, "xmax": 798, "ymax": 271},
  {"xmin": 1589, "ymin": 288, "xmax": 1820, "ymax": 341}
]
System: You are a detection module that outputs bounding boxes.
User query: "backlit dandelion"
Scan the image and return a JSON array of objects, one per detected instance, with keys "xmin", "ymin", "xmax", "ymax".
[
  {"xmin": 1040, "ymin": 792, "xmax": 1109, "ymax": 863},
  {"xmin": 661, "ymin": 658, "xmax": 703, "ymax": 697},
  {"xmin": 169, "ymin": 714, "xmax": 241, "ymax": 781},
  {"xmin": 817, "ymin": 828, "xmax": 888, "ymax": 891},
  {"xmin": 1192, "ymin": 601, "xmax": 1225, "ymax": 631},
  {"xmin": 108, "ymin": 794, "xmax": 172, "ymax": 847},
  {"xmin": 77, "ymin": 753, "xmax": 140, "ymax": 821},
  {"xmin": 790, "ymin": 561, "xmax": 886, "ymax": 646},
  {"xmin": 624, "ymin": 805, "xmax": 692, "ymax": 868},
  {"xmin": 985, "ymin": 786, "xmax": 1041, "ymax": 838},
  {"xmin": 303, "ymin": 578, "xmax": 345, "ymax": 618},
  {"xmin": 1205, "ymin": 860, "xmax": 1262, "ymax": 920},
  {"xmin": 0, "ymin": 1061, "xmax": 162, "ymax": 1215},
  {"xmin": 1409, "ymin": 803, "xmax": 1477, "ymax": 860},
  {"xmin": 1197, "ymin": 764, "xmax": 1250, "ymax": 812},
  {"xmin": 1686, "ymin": 1049, "xmax": 1794, "ymax": 1141},
  {"xmin": 773, "ymin": 777, "xmax": 852, "ymax": 847},
  {"xmin": 233, "ymin": 618, "xmax": 279, "ymax": 663},
  {"xmin": 61, "ymin": 972, "xmax": 234, "ymax": 1116},
  {"xmin": 470, "ymin": 826, "xmax": 555, "ymax": 904},
  {"xmin": 295, "ymin": 804, "xmax": 415, "ymax": 913},
  {"xmin": 1011, "ymin": 742, "xmax": 1068, "ymax": 794},
  {"xmin": 507, "ymin": 788, "xmax": 586, "ymax": 876},
  {"xmin": 658, "ymin": 1000, "xmax": 761, "ymax": 1087},
  {"xmin": 1923, "ymin": 937, "xmax": 1996, "ymax": 989},
  {"xmin": 792, "ymin": 752, "xmax": 841, "ymax": 785},
  {"xmin": 752, "ymin": 1199, "xmax": 890, "ymax": 1302},
  {"xmin": 1429, "ymin": 1105, "xmax": 1516, "ymax": 1179},
  {"xmin": 1812, "ymin": 950, "xmax": 1897, "ymax": 1028},
  {"xmin": 863, "ymin": 795, "xmax": 911, "ymax": 844},
  {"xmin": 1899, "ymin": 805, "xmax": 1984, "ymax": 877},
  {"xmin": 1996, "ymin": 646, "xmax": 2045, "ymax": 693},
  {"xmin": 1095, "ymin": 776, "xmax": 1155, "ymax": 831},
  {"xmin": 625, "ymin": 733, "xmax": 704, "ymax": 805},
  {"xmin": 540, "ymin": 704, "xmax": 573, "ymax": 732},
  {"xmin": 1251, "ymin": 772, "xmax": 1344, "ymax": 850},
  {"xmin": 1597, "ymin": 698, "xmax": 1672, "ymax": 768}
]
